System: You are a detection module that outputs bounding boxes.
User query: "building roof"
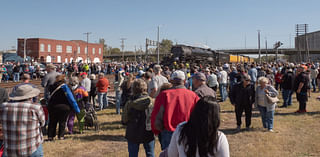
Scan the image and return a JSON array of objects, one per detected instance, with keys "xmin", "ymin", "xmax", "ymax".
[{"xmin": 17, "ymin": 38, "xmax": 102, "ymax": 45}]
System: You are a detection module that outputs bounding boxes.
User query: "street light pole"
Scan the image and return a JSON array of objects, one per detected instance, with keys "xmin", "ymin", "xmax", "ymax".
[
  {"xmin": 24, "ymin": 38, "xmax": 27, "ymax": 61},
  {"xmin": 257, "ymin": 30, "xmax": 261, "ymax": 64},
  {"xmin": 157, "ymin": 26, "xmax": 160, "ymax": 64},
  {"xmin": 84, "ymin": 32, "xmax": 92, "ymax": 63}
]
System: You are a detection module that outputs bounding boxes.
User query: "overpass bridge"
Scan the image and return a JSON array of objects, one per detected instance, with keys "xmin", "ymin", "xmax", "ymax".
[{"xmin": 104, "ymin": 48, "xmax": 320, "ymax": 61}]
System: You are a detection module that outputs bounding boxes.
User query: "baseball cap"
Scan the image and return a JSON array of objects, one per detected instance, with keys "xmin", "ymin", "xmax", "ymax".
[
  {"xmin": 80, "ymin": 72, "xmax": 87, "ymax": 76},
  {"xmin": 192, "ymin": 72, "xmax": 206, "ymax": 81},
  {"xmin": 171, "ymin": 70, "xmax": 185, "ymax": 81}
]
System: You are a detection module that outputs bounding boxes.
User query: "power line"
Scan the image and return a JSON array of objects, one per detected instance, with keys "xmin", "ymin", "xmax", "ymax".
[
  {"xmin": 120, "ymin": 38, "xmax": 127, "ymax": 61},
  {"xmin": 83, "ymin": 32, "xmax": 92, "ymax": 63}
]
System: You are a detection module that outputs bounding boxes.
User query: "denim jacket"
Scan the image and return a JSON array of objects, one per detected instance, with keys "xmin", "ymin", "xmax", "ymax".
[{"xmin": 255, "ymin": 85, "xmax": 279, "ymax": 111}]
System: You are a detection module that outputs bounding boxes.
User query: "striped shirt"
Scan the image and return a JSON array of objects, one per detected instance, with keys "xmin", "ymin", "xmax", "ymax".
[{"xmin": 0, "ymin": 101, "xmax": 45, "ymax": 157}]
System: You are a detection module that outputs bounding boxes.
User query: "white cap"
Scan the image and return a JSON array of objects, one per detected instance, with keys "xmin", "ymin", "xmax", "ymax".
[{"xmin": 171, "ymin": 70, "xmax": 185, "ymax": 81}]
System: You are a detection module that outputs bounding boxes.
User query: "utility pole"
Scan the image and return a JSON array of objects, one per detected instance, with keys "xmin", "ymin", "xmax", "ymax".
[
  {"xmin": 83, "ymin": 32, "xmax": 92, "ymax": 63},
  {"xmin": 120, "ymin": 38, "xmax": 126, "ymax": 62},
  {"xmin": 258, "ymin": 30, "xmax": 261, "ymax": 64},
  {"xmin": 24, "ymin": 38, "xmax": 27, "ymax": 61},
  {"xmin": 157, "ymin": 26, "xmax": 160, "ymax": 64},
  {"xmin": 134, "ymin": 45, "xmax": 137, "ymax": 62},
  {"xmin": 265, "ymin": 37, "xmax": 268, "ymax": 62},
  {"xmin": 244, "ymin": 34, "xmax": 247, "ymax": 49},
  {"xmin": 304, "ymin": 24, "xmax": 310, "ymax": 62}
]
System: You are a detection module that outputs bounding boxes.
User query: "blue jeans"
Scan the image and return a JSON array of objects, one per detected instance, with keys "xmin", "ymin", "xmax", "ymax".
[
  {"xmin": 282, "ymin": 89, "xmax": 293, "ymax": 107},
  {"xmin": 13, "ymin": 72, "xmax": 20, "ymax": 82},
  {"xmin": 258, "ymin": 105, "xmax": 274, "ymax": 130},
  {"xmin": 219, "ymin": 83, "xmax": 228, "ymax": 102},
  {"xmin": 127, "ymin": 140, "xmax": 155, "ymax": 157},
  {"xmin": 116, "ymin": 91, "xmax": 122, "ymax": 114},
  {"xmin": 97, "ymin": 92, "xmax": 108, "ymax": 110},
  {"xmin": 2, "ymin": 144, "xmax": 43, "ymax": 157},
  {"xmin": 311, "ymin": 78, "xmax": 316, "ymax": 92},
  {"xmin": 158, "ymin": 130, "xmax": 173, "ymax": 150}
]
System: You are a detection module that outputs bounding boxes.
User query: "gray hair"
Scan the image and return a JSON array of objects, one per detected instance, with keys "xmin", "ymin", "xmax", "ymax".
[
  {"xmin": 132, "ymin": 79, "xmax": 147, "ymax": 94},
  {"xmin": 90, "ymin": 74, "xmax": 96, "ymax": 80},
  {"xmin": 98, "ymin": 73, "xmax": 104, "ymax": 77},
  {"xmin": 258, "ymin": 76, "xmax": 269, "ymax": 84},
  {"xmin": 69, "ymin": 77, "xmax": 79, "ymax": 86}
]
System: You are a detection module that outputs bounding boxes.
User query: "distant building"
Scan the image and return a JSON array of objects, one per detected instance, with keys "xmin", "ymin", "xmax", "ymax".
[
  {"xmin": 17, "ymin": 38, "xmax": 103, "ymax": 63},
  {"xmin": 295, "ymin": 30, "xmax": 320, "ymax": 62}
]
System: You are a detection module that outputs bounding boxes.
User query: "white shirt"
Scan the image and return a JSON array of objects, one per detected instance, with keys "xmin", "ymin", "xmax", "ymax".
[
  {"xmin": 167, "ymin": 122, "xmax": 230, "ymax": 157},
  {"xmin": 149, "ymin": 74, "xmax": 168, "ymax": 98},
  {"xmin": 81, "ymin": 77, "xmax": 91, "ymax": 92},
  {"xmin": 219, "ymin": 70, "xmax": 228, "ymax": 84},
  {"xmin": 207, "ymin": 73, "xmax": 219, "ymax": 88}
]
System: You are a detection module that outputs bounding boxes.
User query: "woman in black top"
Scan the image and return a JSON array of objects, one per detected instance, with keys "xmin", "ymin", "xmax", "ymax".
[{"xmin": 47, "ymin": 75, "xmax": 71, "ymax": 140}]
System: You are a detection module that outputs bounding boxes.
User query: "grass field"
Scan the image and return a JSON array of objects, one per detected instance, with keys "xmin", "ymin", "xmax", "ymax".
[{"xmin": 43, "ymin": 92, "xmax": 320, "ymax": 157}]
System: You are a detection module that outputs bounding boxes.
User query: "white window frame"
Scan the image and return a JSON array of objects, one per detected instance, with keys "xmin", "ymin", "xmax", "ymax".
[
  {"xmin": 56, "ymin": 45, "xmax": 62, "ymax": 53},
  {"xmin": 40, "ymin": 44, "xmax": 45, "ymax": 52},
  {"xmin": 77, "ymin": 46, "xmax": 80, "ymax": 54},
  {"xmin": 48, "ymin": 44, "xmax": 51, "ymax": 52},
  {"xmin": 99, "ymin": 48, "xmax": 102, "ymax": 55},
  {"xmin": 92, "ymin": 48, "xmax": 95, "ymax": 55},
  {"xmin": 66, "ymin": 45, "xmax": 72, "ymax": 53},
  {"xmin": 85, "ymin": 47, "xmax": 88, "ymax": 54}
]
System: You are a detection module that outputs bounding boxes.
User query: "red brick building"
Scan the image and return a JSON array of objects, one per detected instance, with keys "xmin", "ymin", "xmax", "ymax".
[{"xmin": 17, "ymin": 38, "xmax": 104, "ymax": 63}]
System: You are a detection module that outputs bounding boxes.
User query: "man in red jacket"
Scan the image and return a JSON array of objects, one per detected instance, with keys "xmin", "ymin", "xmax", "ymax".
[
  {"xmin": 151, "ymin": 70, "xmax": 199, "ymax": 150},
  {"xmin": 96, "ymin": 73, "xmax": 109, "ymax": 110}
]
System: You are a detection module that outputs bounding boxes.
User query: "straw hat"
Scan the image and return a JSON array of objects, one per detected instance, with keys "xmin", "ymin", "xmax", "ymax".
[{"xmin": 9, "ymin": 84, "xmax": 40, "ymax": 101}]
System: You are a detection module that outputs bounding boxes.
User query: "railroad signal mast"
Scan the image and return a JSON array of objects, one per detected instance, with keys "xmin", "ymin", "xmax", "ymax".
[
  {"xmin": 274, "ymin": 41, "xmax": 283, "ymax": 62},
  {"xmin": 145, "ymin": 38, "xmax": 158, "ymax": 62}
]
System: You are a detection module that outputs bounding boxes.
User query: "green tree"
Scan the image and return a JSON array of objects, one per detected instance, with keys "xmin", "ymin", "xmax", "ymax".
[
  {"xmin": 160, "ymin": 39, "xmax": 173, "ymax": 53},
  {"xmin": 99, "ymin": 38, "xmax": 108, "ymax": 55},
  {"xmin": 110, "ymin": 48, "xmax": 121, "ymax": 54}
]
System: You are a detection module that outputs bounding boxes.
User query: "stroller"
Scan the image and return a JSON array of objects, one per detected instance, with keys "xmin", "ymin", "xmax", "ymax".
[{"xmin": 84, "ymin": 103, "xmax": 99, "ymax": 131}]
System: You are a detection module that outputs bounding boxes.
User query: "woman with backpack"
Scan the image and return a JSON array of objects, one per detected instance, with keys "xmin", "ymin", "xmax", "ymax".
[
  {"xmin": 47, "ymin": 75, "xmax": 80, "ymax": 140},
  {"xmin": 122, "ymin": 79, "xmax": 155, "ymax": 157},
  {"xmin": 67, "ymin": 77, "xmax": 89, "ymax": 134},
  {"xmin": 165, "ymin": 96, "xmax": 229, "ymax": 157}
]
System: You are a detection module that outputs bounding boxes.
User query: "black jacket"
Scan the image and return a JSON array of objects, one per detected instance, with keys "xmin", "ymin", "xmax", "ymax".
[
  {"xmin": 124, "ymin": 94, "xmax": 154, "ymax": 143},
  {"xmin": 281, "ymin": 72, "xmax": 294, "ymax": 90},
  {"xmin": 230, "ymin": 82, "xmax": 255, "ymax": 106},
  {"xmin": 90, "ymin": 79, "xmax": 98, "ymax": 95},
  {"xmin": 48, "ymin": 81, "xmax": 71, "ymax": 111}
]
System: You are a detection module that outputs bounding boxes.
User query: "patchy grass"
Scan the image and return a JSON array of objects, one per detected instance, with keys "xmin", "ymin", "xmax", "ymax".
[{"xmin": 43, "ymin": 92, "xmax": 320, "ymax": 157}]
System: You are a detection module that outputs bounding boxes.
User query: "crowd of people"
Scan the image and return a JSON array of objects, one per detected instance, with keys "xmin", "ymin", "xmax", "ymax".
[{"xmin": 0, "ymin": 59, "xmax": 318, "ymax": 156}]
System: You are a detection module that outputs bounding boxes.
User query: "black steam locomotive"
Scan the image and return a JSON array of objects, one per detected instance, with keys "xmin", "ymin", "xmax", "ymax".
[{"xmin": 163, "ymin": 45, "xmax": 253, "ymax": 66}]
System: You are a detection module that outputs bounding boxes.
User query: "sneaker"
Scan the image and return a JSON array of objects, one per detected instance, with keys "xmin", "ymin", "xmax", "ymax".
[
  {"xmin": 295, "ymin": 110, "xmax": 302, "ymax": 113},
  {"xmin": 236, "ymin": 126, "xmax": 241, "ymax": 132},
  {"xmin": 279, "ymin": 105, "xmax": 287, "ymax": 108},
  {"xmin": 268, "ymin": 129, "xmax": 274, "ymax": 132}
]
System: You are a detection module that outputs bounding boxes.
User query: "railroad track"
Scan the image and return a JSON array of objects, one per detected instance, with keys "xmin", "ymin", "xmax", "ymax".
[{"xmin": 0, "ymin": 74, "xmax": 116, "ymax": 103}]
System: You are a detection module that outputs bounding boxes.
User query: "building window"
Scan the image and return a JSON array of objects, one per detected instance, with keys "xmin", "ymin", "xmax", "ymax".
[
  {"xmin": 40, "ymin": 44, "xmax": 45, "ymax": 52},
  {"xmin": 66, "ymin": 46, "xmax": 72, "ymax": 53},
  {"xmin": 56, "ymin": 45, "xmax": 62, "ymax": 53},
  {"xmin": 99, "ymin": 48, "xmax": 102, "ymax": 54},
  {"xmin": 48, "ymin": 44, "xmax": 51, "ymax": 52},
  {"xmin": 85, "ymin": 47, "xmax": 88, "ymax": 54},
  {"xmin": 57, "ymin": 56, "xmax": 61, "ymax": 63},
  {"xmin": 77, "ymin": 46, "xmax": 80, "ymax": 54},
  {"xmin": 92, "ymin": 48, "xmax": 95, "ymax": 55}
]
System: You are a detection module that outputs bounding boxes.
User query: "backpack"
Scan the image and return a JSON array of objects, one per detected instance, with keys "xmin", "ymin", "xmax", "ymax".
[{"xmin": 84, "ymin": 104, "xmax": 99, "ymax": 131}]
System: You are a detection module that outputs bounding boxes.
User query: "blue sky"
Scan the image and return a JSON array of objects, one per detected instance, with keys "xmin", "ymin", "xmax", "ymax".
[{"xmin": 1, "ymin": 0, "xmax": 320, "ymax": 51}]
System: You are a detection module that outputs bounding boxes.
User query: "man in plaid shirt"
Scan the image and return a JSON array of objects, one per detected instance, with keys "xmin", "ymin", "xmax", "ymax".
[{"xmin": 0, "ymin": 84, "xmax": 45, "ymax": 157}]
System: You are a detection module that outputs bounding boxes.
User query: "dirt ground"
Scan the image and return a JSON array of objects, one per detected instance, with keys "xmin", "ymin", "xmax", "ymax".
[{"xmin": 43, "ymin": 92, "xmax": 320, "ymax": 157}]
